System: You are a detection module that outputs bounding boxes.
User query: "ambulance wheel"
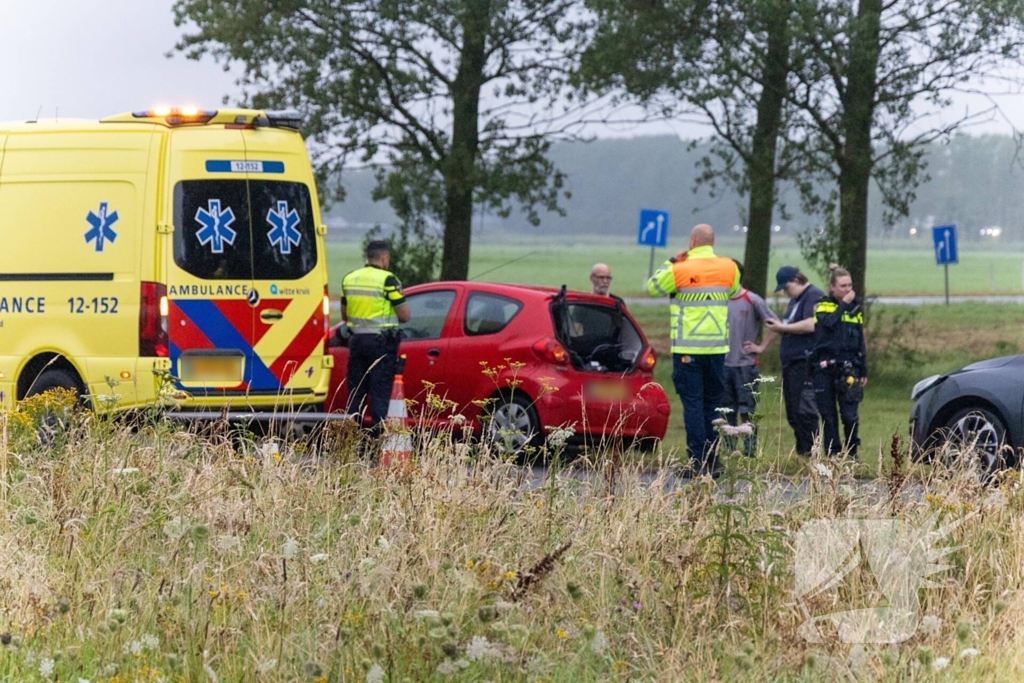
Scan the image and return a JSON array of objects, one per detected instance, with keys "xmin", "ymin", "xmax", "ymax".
[
  {"xmin": 25, "ymin": 368, "xmax": 84, "ymax": 400},
  {"xmin": 24, "ymin": 368, "xmax": 85, "ymax": 448},
  {"xmin": 483, "ymin": 392, "xmax": 541, "ymax": 458}
]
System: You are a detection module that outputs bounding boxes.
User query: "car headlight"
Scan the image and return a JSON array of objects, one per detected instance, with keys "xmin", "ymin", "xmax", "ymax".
[{"xmin": 911, "ymin": 374, "xmax": 943, "ymax": 401}]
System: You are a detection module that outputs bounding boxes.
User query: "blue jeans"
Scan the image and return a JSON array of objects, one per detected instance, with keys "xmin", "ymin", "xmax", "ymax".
[{"xmin": 672, "ymin": 353, "xmax": 726, "ymax": 473}]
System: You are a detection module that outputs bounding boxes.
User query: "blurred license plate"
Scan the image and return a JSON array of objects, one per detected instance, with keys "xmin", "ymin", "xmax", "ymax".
[
  {"xmin": 585, "ymin": 379, "xmax": 629, "ymax": 401},
  {"xmin": 180, "ymin": 356, "xmax": 243, "ymax": 382}
]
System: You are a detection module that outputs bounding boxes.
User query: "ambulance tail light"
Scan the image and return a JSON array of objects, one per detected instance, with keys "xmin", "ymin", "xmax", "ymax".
[
  {"xmin": 323, "ymin": 286, "xmax": 331, "ymax": 352},
  {"xmin": 140, "ymin": 282, "xmax": 169, "ymax": 357}
]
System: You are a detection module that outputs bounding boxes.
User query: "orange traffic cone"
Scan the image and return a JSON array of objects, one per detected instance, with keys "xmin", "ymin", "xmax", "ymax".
[{"xmin": 380, "ymin": 355, "xmax": 412, "ymax": 467}]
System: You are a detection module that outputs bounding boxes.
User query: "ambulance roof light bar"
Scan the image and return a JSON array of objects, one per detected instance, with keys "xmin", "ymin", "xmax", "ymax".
[{"xmin": 131, "ymin": 107, "xmax": 217, "ymax": 126}]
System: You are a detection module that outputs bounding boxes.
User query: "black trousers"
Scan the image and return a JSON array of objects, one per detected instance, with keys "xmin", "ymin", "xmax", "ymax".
[
  {"xmin": 782, "ymin": 361, "xmax": 819, "ymax": 456},
  {"xmin": 346, "ymin": 333, "xmax": 399, "ymax": 435},
  {"xmin": 813, "ymin": 370, "xmax": 861, "ymax": 457}
]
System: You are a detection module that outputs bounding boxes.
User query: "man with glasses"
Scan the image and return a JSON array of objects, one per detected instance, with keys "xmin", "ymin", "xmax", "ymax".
[{"xmin": 590, "ymin": 263, "xmax": 623, "ymax": 304}]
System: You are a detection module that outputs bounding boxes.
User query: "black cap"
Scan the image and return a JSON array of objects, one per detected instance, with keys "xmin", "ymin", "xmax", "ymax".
[{"xmin": 774, "ymin": 266, "xmax": 800, "ymax": 292}]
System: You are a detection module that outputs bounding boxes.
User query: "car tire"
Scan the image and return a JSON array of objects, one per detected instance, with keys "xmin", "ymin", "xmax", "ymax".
[
  {"xmin": 941, "ymin": 406, "xmax": 1010, "ymax": 475},
  {"xmin": 484, "ymin": 392, "xmax": 542, "ymax": 456}
]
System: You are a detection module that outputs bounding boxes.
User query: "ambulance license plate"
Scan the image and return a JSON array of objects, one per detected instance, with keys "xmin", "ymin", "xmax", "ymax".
[
  {"xmin": 180, "ymin": 355, "xmax": 243, "ymax": 382},
  {"xmin": 585, "ymin": 379, "xmax": 629, "ymax": 402}
]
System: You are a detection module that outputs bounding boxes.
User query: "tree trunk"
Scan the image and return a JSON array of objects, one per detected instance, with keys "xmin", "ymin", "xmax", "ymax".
[
  {"xmin": 837, "ymin": 0, "xmax": 882, "ymax": 295},
  {"xmin": 441, "ymin": 1, "xmax": 490, "ymax": 281},
  {"xmin": 743, "ymin": 0, "xmax": 791, "ymax": 297}
]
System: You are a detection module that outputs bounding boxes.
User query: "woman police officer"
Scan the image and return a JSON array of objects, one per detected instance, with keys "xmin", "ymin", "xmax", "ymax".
[{"xmin": 811, "ymin": 265, "xmax": 868, "ymax": 458}]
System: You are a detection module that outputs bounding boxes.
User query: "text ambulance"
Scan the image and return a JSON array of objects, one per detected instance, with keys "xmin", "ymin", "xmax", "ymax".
[{"xmin": 0, "ymin": 108, "xmax": 332, "ymax": 412}]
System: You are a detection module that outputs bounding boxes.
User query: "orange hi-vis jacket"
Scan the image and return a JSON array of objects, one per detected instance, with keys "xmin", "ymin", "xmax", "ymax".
[{"xmin": 646, "ymin": 245, "xmax": 740, "ymax": 355}]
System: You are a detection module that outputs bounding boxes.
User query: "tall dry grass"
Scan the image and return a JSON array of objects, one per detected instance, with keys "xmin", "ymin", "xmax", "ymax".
[{"xmin": 0, "ymin": 404, "xmax": 1021, "ymax": 681}]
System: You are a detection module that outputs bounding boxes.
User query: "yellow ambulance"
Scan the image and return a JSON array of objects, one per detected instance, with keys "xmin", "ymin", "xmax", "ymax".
[{"xmin": 0, "ymin": 107, "xmax": 332, "ymax": 413}]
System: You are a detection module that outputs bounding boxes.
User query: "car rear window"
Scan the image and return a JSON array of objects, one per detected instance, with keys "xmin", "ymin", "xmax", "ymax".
[
  {"xmin": 464, "ymin": 292, "xmax": 522, "ymax": 336},
  {"xmin": 173, "ymin": 180, "xmax": 316, "ymax": 280},
  {"xmin": 559, "ymin": 303, "xmax": 644, "ymax": 373}
]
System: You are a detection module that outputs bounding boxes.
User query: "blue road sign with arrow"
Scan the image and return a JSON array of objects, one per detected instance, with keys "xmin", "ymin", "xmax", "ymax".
[
  {"xmin": 932, "ymin": 224, "xmax": 958, "ymax": 265},
  {"xmin": 638, "ymin": 209, "xmax": 669, "ymax": 248}
]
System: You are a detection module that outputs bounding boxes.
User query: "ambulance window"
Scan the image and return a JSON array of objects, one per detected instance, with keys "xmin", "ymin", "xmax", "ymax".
[
  {"xmin": 173, "ymin": 181, "xmax": 253, "ymax": 280},
  {"xmin": 249, "ymin": 181, "xmax": 317, "ymax": 280}
]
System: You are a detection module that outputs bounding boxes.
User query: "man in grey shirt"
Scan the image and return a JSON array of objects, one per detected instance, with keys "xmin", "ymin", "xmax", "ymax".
[{"xmin": 725, "ymin": 260, "xmax": 778, "ymax": 455}]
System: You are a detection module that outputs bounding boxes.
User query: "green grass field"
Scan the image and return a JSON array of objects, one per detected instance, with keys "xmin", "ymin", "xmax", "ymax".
[{"xmin": 326, "ymin": 235, "xmax": 1024, "ymax": 298}]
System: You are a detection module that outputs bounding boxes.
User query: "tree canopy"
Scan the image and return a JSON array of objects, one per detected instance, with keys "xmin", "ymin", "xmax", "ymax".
[{"xmin": 173, "ymin": 0, "xmax": 591, "ymax": 280}]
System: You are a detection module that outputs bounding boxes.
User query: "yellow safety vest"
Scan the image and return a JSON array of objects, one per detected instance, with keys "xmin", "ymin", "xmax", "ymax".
[
  {"xmin": 646, "ymin": 245, "xmax": 740, "ymax": 355},
  {"xmin": 342, "ymin": 265, "xmax": 405, "ymax": 334}
]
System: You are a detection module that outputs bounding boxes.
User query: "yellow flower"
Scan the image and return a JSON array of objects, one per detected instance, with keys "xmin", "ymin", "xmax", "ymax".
[
  {"xmin": 466, "ymin": 559, "xmax": 475, "ymax": 570},
  {"xmin": 504, "ymin": 571, "xmax": 517, "ymax": 581},
  {"xmin": 556, "ymin": 628, "xmax": 569, "ymax": 639}
]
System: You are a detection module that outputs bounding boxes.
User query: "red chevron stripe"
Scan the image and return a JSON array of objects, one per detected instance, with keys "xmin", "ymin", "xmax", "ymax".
[
  {"xmin": 168, "ymin": 300, "xmax": 216, "ymax": 351},
  {"xmin": 268, "ymin": 301, "xmax": 325, "ymax": 384}
]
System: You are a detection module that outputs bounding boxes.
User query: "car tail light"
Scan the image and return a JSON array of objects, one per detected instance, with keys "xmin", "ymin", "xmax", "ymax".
[
  {"xmin": 638, "ymin": 346, "xmax": 657, "ymax": 372},
  {"xmin": 533, "ymin": 338, "xmax": 569, "ymax": 365},
  {"xmin": 139, "ymin": 281, "xmax": 169, "ymax": 357},
  {"xmin": 323, "ymin": 285, "xmax": 331, "ymax": 353}
]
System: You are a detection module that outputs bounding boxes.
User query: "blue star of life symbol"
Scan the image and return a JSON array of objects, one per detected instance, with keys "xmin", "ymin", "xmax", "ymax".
[
  {"xmin": 84, "ymin": 202, "xmax": 119, "ymax": 252},
  {"xmin": 195, "ymin": 199, "xmax": 237, "ymax": 254},
  {"xmin": 266, "ymin": 200, "xmax": 302, "ymax": 254}
]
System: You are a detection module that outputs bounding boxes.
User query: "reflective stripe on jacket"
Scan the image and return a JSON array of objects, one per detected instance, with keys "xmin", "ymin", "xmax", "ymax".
[
  {"xmin": 646, "ymin": 245, "xmax": 740, "ymax": 355},
  {"xmin": 341, "ymin": 265, "xmax": 405, "ymax": 334}
]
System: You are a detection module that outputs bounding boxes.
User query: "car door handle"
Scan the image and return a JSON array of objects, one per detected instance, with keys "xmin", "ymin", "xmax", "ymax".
[
  {"xmin": 427, "ymin": 348, "xmax": 441, "ymax": 357},
  {"xmin": 260, "ymin": 309, "xmax": 284, "ymax": 322}
]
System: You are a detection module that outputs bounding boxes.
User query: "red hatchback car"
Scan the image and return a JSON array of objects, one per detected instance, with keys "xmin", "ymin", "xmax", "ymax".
[{"xmin": 326, "ymin": 281, "xmax": 670, "ymax": 450}]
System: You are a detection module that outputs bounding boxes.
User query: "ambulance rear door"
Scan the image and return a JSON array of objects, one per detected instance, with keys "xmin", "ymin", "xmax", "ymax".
[
  {"xmin": 240, "ymin": 128, "xmax": 326, "ymax": 401},
  {"xmin": 165, "ymin": 128, "xmax": 262, "ymax": 398}
]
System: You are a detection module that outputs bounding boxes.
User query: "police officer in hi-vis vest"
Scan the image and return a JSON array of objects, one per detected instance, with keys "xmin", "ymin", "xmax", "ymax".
[
  {"xmin": 647, "ymin": 224, "xmax": 740, "ymax": 476},
  {"xmin": 341, "ymin": 240, "xmax": 411, "ymax": 436}
]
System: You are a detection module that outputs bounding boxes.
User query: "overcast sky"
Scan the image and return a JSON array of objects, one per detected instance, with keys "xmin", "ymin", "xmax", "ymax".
[{"xmin": 1, "ymin": 0, "xmax": 1021, "ymax": 140}]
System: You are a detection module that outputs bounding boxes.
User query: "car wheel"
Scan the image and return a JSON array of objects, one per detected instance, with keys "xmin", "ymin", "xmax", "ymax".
[
  {"xmin": 941, "ymin": 407, "xmax": 1010, "ymax": 474},
  {"xmin": 484, "ymin": 393, "xmax": 541, "ymax": 456}
]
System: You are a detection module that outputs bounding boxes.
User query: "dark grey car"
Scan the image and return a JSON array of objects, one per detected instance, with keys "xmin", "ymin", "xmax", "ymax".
[{"xmin": 910, "ymin": 356, "xmax": 1024, "ymax": 470}]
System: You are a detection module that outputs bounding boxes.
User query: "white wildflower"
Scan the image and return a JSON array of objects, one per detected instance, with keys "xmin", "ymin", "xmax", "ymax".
[
  {"xmin": 112, "ymin": 467, "xmax": 140, "ymax": 475},
  {"xmin": 436, "ymin": 660, "xmax": 457, "ymax": 675},
  {"xmin": 39, "ymin": 658, "xmax": 55, "ymax": 677},
  {"xmin": 359, "ymin": 557, "xmax": 376, "ymax": 571},
  {"xmin": 215, "ymin": 535, "xmax": 239, "ymax": 552},
  {"xmin": 932, "ymin": 657, "xmax": 950, "ymax": 671},
  {"xmin": 590, "ymin": 630, "xmax": 608, "ymax": 654},
  {"xmin": 920, "ymin": 615, "xmax": 942, "ymax": 635},
  {"xmin": 456, "ymin": 659, "xmax": 470, "ymax": 669},
  {"xmin": 812, "ymin": 462, "xmax": 833, "ymax": 478},
  {"xmin": 451, "ymin": 414, "xmax": 467, "ymax": 425},
  {"xmin": 163, "ymin": 517, "xmax": 186, "ymax": 540},
  {"xmin": 375, "ymin": 536, "xmax": 390, "ymax": 551},
  {"xmin": 546, "ymin": 424, "xmax": 576, "ymax": 449},
  {"xmin": 754, "ymin": 376, "xmax": 776, "ymax": 383},
  {"xmin": 281, "ymin": 538, "xmax": 299, "ymax": 560},
  {"xmin": 126, "ymin": 640, "xmax": 143, "ymax": 655},
  {"xmin": 256, "ymin": 659, "xmax": 277, "ymax": 673},
  {"xmin": 959, "ymin": 648, "xmax": 980, "ymax": 659},
  {"xmin": 309, "ymin": 553, "xmax": 328, "ymax": 564},
  {"xmin": 466, "ymin": 635, "xmax": 495, "ymax": 661},
  {"xmin": 715, "ymin": 406, "xmax": 734, "ymax": 414},
  {"xmin": 141, "ymin": 633, "xmax": 159, "ymax": 651},
  {"xmin": 366, "ymin": 663, "xmax": 385, "ymax": 683},
  {"xmin": 78, "ymin": 679, "xmax": 91, "ymax": 683}
]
